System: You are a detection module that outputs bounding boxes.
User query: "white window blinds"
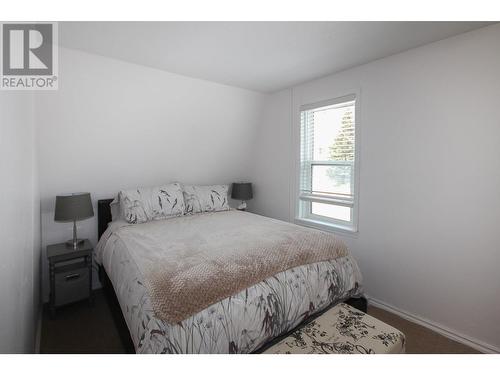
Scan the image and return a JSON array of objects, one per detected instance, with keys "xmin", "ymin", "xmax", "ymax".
[{"xmin": 298, "ymin": 95, "xmax": 357, "ymax": 228}]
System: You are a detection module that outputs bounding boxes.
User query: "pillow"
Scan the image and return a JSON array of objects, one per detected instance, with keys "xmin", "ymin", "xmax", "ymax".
[
  {"xmin": 120, "ymin": 182, "xmax": 185, "ymax": 224},
  {"xmin": 109, "ymin": 196, "xmax": 122, "ymax": 222},
  {"xmin": 183, "ymin": 184, "xmax": 230, "ymax": 214}
]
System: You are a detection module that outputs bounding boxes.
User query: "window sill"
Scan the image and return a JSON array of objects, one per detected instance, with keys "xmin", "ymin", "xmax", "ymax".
[{"xmin": 294, "ymin": 217, "xmax": 358, "ymax": 237}]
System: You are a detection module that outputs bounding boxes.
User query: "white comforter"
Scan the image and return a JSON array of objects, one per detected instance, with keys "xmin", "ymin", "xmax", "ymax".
[{"xmin": 96, "ymin": 211, "xmax": 363, "ymax": 354}]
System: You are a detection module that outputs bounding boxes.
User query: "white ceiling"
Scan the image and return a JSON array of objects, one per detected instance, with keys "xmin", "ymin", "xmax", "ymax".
[{"xmin": 59, "ymin": 22, "xmax": 493, "ymax": 93}]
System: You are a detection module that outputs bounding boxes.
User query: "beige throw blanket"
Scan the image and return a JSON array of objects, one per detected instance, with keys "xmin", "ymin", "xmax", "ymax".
[{"xmin": 113, "ymin": 210, "xmax": 349, "ymax": 323}]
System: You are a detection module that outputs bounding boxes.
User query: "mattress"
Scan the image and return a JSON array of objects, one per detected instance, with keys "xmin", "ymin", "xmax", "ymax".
[{"xmin": 95, "ymin": 211, "xmax": 363, "ymax": 353}]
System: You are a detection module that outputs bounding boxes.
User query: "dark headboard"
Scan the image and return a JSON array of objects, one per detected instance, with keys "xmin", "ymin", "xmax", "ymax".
[{"xmin": 98, "ymin": 199, "xmax": 114, "ymax": 240}]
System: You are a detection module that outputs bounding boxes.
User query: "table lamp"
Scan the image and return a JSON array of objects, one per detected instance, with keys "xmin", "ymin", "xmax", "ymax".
[
  {"xmin": 231, "ymin": 183, "xmax": 253, "ymax": 211},
  {"xmin": 54, "ymin": 192, "xmax": 94, "ymax": 249}
]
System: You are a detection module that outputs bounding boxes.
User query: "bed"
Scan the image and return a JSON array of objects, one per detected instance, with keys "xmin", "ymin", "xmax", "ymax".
[{"xmin": 96, "ymin": 199, "xmax": 365, "ymax": 354}]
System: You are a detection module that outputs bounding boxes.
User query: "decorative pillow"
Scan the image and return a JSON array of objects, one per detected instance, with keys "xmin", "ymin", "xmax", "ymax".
[
  {"xmin": 109, "ymin": 196, "xmax": 122, "ymax": 221},
  {"xmin": 119, "ymin": 183, "xmax": 185, "ymax": 224},
  {"xmin": 183, "ymin": 184, "xmax": 230, "ymax": 214}
]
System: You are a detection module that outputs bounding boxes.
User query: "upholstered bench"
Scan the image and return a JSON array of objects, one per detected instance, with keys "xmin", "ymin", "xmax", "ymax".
[{"xmin": 263, "ymin": 303, "xmax": 406, "ymax": 354}]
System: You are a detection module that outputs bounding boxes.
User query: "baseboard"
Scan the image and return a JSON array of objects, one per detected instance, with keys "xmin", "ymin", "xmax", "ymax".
[
  {"xmin": 367, "ymin": 296, "xmax": 499, "ymax": 354},
  {"xmin": 34, "ymin": 307, "xmax": 43, "ymax": 354}
]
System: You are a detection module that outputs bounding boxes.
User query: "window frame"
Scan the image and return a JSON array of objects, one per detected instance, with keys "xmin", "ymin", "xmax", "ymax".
[{"xmin": 293, "ymin": 93, "xmax": 361, "ymax": 234}]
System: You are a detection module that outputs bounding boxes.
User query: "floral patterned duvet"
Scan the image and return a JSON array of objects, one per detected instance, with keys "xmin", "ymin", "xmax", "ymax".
[{"xmin": 96, "ymin": 216, "xmax": 363, "ymax": 354}]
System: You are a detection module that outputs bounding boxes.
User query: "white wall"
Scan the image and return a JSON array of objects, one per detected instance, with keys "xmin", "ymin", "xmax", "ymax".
[
  {"xmin": 252, "ymin": 24, "xmax": 500, "ymax": 352},
  {"xmin": 0, "ymin": 91, "xmax": 41, "ymax": 353},
  {"xmin": 36, "ymin": 47, "xmax": 265, "ymax": 301},
  {"xmin": 248, "ymin": 89, "xmax": 291, "ymax": 220}
]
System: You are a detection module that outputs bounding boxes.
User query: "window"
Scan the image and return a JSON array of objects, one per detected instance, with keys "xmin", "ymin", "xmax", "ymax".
[{"xmin": 297, "ymin": 95, "xmax": 358, "ymax": 232}]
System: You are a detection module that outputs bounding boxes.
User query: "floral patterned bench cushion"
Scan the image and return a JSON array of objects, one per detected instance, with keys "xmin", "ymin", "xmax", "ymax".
[{"xmin": 263, "ymin": 303, "xmax": 405, "ymax": 354}]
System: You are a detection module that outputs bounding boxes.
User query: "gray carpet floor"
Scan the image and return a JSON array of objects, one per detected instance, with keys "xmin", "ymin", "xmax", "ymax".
[
  {"xmin": 40, "ymin": 290, "xmax": 480, "ymax": 354},
  {"xmin": 367, "ymin": 306, "xmax": 479, "ymax": 354}
]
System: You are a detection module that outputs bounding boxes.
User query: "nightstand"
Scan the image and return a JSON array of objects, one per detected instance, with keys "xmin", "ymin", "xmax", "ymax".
[{"xmin": 47, "ymin": 239, "xmax": 94, "ymax": 317}]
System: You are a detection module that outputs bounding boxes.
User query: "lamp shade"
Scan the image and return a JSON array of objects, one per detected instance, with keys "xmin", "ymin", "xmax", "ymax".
[
  {"xmin": 54, "ymin": 193, "xmax": 94, "ymax": 222},
  {"xmin": 231, "ymin": 183, "xmax": 253, "ymax": 200}
]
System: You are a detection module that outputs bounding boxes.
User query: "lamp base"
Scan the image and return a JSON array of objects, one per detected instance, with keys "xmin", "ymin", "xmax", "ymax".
[
  {"xmin": 237, "ymin": 201, "xmax": 247, "ymax": 211},
  {"xmin": 65, "ymin": 238, "xmax": 85, "ymax": 249}
]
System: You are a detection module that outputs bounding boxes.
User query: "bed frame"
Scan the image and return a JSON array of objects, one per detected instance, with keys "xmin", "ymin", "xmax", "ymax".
[
  {"xmin": 96, "ymin": 198, "xmax": 367, "ymax": 354},
  {"xmin": 97, "ymin": 199, "xmax": 135, "ymax": 353}
]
